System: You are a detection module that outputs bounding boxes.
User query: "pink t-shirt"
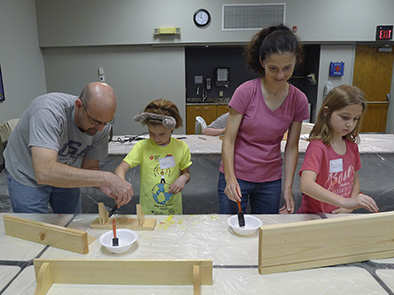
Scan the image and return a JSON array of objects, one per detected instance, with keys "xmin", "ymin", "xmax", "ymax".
[
  {"xmin": 220, "ymin": 78, "xmax": 309, "ymax": 182},
  {"xmin": 298, "ymin": 139, "xmax": 361, "ymax": 214}
]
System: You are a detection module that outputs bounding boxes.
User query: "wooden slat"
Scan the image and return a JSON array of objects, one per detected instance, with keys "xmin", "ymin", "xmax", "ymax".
[
  {"xmin": 91, "ymin": 202, "xmax": 156, "ymax": 231},
  {"xmin": 193, "ymin": 264, "xmax": 201, "ymax": 295},
  {"xmin": 137, "ymin": 204, "xmax": 145, "ymax": 227},
  {"xmin": 4, "ymin": 215, "xmax": 95, "ymax": 254},
  {"xmin": 34, "ymin": 259, "xmax": 213, "ymax": 294},
  {"xmin": 98, "ymin": 202, "xmax": 109, "ymax": 225},
  {"xmin": 34, "ymin": 262, "xmax": 53, "ymax": 295},
  {"xmin": 258, "ymin": 212, "xmax": 394, "ymax": 274},
  {"xmin": 91, "ymin": 216, "xmax": 156, "ymax": 230}
]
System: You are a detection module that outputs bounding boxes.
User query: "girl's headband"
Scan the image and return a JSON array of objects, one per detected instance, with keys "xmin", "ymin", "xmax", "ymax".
[{"xmin": 133, "ymin": 112, "xmax": 176, "ymax": 130}]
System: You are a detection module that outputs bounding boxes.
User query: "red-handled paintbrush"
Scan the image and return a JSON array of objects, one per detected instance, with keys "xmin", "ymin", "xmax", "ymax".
[
  {"xmin": 112, "ymin": 219, "xmax": 119, "ymax": 246},
  {"xmin": 236, "ymin": 188, "xmax": 245, "ymax": 227}
]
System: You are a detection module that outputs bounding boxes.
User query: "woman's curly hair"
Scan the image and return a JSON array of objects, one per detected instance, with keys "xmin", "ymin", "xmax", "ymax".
[{"xmin": 244, "ymin": 24, "xmax": 303, "ymax": 76}]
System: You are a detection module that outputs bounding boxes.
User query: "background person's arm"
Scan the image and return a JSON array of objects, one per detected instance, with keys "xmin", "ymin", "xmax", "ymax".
[{"xmin": 203, "ymin": 127, "xmax": 226, "ymax": 136}]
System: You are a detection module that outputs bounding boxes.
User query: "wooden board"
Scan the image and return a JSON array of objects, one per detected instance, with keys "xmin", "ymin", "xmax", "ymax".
[
  {"xmin": 34, "ymin": 259, "xmax": 213, "ymax": 295},
  {"xmin": 91, "ymin": 216, "xmax": 156, "ymax": 230},
  {"xmin": 91, "ymin": 203, "xmax": 156, "ymax": 231},
  {"xmin": 258, "ymin": 212, "xmax": 394, "ymax": 274},
  {"xmin": 3, "ymin": 215, "xmax": 95, "ymax": 254}
]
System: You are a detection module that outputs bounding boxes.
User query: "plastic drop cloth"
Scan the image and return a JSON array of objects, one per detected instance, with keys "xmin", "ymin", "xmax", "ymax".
[{"xmin": 1, "ymin": 213, "xmax": 394, "ymax": 294}]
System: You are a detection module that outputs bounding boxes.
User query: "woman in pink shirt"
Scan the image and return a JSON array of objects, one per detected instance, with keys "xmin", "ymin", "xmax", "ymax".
[
  {"xmin": 298, "ymin": 85, "xmax": 378, "ymax": 214},
  {"xmin": 219, "ymin": 24, "xmax": 309, "ymax": 214}
]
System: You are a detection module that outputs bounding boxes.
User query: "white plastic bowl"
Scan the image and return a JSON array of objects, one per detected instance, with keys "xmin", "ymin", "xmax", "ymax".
[
  {"xmin": 227, "ymin": 215, "xmax": 263, "ymax": 236},
  {"xmin": 99, "ymin": 229, "xmax": 138, "ymax": 254}
]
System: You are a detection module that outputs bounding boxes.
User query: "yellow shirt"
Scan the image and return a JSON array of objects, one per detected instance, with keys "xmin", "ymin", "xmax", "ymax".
[{"xmin": 123, "ymin": 137, "xmax": 192, "ymax": 215}]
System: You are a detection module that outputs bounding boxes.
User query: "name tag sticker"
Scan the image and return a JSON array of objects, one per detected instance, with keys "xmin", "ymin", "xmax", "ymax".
[
  {"xmin": 330, "ymin": 158, "xmax": 343, "ymax": 173},
  {"xmin": 159, "ymin": 155, "xmax": 175, "ymax": 169}
]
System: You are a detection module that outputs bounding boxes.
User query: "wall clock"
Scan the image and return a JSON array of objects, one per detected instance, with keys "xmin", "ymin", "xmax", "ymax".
[{"xmin": 193, "ymin": 9, "xmax": 211, "ymax": 27}]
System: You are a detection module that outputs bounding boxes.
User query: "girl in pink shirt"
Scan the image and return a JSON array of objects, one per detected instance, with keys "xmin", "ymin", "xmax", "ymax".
[
  {"xmin": 298, "ymin": 85, "xmax": 379, "ymax": 214},
  {"xmin": 219, "ymin": 24, "xmax": 309, "ymax": 214}
]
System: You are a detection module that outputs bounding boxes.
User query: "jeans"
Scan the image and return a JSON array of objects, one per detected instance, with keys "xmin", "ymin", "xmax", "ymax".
[
  {"xmin": 218, "ymin": 172, "xmax": 282, "ymax": 214},
  {"xmin": 7, "ymin": 171, "xmax": 82, "ymax": 214}
]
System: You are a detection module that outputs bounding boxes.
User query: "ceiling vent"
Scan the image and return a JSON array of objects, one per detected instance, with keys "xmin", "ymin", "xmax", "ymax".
[{"xmin": 222, "ymin": 3, "xmax": 286, "ymax": 31}]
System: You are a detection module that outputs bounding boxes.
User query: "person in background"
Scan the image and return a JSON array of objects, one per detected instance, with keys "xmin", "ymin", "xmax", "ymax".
[
  {"xmin": 219, "ymin": 24, "xmax": 309, "ymax": 215},
  {"xmin": 115, "ymin": 99, "xmax": 192, "ymax": 215},
  {"xmin": 4, "ymin": 82, "xmax": 133, "ymax": 213},
  {"xmin": 298, "ymin": 85, "xmax": 379, "ymax": 214},
  {"xmin": 203, "ymin": 112, "xmax": 229, "ymax": 136}
]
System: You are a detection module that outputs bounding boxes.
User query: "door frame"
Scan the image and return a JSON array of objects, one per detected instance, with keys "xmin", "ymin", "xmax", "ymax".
[{"xmin": 386, "ymin": 65, "xmax": 394, "ymax": 133}]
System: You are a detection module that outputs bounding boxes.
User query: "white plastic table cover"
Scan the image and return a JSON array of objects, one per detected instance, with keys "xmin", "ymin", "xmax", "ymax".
[{"xmin": 1, "ymin": 213, "xmax": 393, "ymax": 295}]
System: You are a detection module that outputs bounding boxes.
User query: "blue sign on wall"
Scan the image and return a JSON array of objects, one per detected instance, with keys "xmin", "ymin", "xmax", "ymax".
[{"xmin": 330, "ymin": 62, "xmax": 344, "ymax": 77}]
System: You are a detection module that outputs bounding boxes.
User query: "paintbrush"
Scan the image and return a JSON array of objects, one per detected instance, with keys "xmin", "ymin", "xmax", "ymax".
[
  {"xmin": 108, "ymin": 204, "xmax": 118, "ymax": 218},
  {"xmin": 236, "ymin": 188, "xmax": 245, "ymax": 227},
  {"xmin": 112, "ymin": 219, "xmax": 119, "ymax": 246}
]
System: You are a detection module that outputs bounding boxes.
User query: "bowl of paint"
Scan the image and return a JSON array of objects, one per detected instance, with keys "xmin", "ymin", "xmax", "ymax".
[
  {"xmin": 227, "ymin": 215, "xmax": 262, "ymax": 236},
  {"xmin": 99, "ymin": 229, "xmax": 138, "ymax": 254}
]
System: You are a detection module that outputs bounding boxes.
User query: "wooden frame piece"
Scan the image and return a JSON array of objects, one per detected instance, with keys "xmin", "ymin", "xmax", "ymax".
[
  {"xmin": 258, "ymin": 212, "xmax": 394, "ymax": 274},
  {"xmin": 34, "ymin": 259, "xmax": 213, "ymax": 295},
  {"xmin": 90, "ymin": 203, "xmax": 156, "ymax": 231},
  {"xmin": 3, "ymin": 215, "xmax": 95, "ymax": 254}
]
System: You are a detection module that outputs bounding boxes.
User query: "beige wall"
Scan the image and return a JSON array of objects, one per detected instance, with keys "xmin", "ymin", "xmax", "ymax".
[
  {"xmin": 2, "ymin": 0, "xmax": 394, "ymax": 133},
  {"xmin": 0, "ymin": 0, "xmax": 46, "ymax": 123},
  {"xmin": 36, "ymin": 0, "xmax": 394, "ymax": 46},
  {"xmin": 43, "ymin": 46, "xmax": 185, "ymax": 135}
]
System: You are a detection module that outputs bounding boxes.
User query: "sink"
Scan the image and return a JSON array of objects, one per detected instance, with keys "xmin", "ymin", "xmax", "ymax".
[{"xmin": 186, "ymin": 97, "xmax": 230, "ymax": 104}]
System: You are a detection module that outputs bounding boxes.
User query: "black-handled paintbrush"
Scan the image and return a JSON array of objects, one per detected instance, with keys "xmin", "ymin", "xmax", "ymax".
[
  {"xmin": 236, "ymin": 188, "xmax": 245, "ymax": 227},
  {"xmin": 108, "ymin": 204, "xmax": 118, "ymax": 218}
]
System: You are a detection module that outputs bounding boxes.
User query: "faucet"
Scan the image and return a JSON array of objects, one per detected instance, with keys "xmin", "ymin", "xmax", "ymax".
[{"xmin": 202, "ymin": 88, "xmax": 207, "ymax": 102}]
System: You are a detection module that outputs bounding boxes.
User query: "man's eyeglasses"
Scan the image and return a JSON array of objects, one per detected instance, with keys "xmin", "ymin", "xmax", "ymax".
[{"xmin": 81, "ymin": 99, "xmax": 114, "ymax": 126}]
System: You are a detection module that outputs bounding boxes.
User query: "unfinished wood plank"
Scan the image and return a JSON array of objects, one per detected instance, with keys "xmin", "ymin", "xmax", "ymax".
[
  {"xmin": 98, "ymin": 202, "xmax": 109, "ymax": 225},
  {"xmin": 91, "ymin": 216, "xmax": 156, "ymax": 231},
  {"xmin": 193, "ymin": 264, "xmax": 201, "ymax": 295},
  {"xmin": 34, "ymin": 259, "xmax": 213, "ymax": 287},
  {"xmin": 137, "ymin": 204, "xmax": 145, "ymax": 227},
  {"xmin": 34, "ymin": 262, "xmax": 53, "ymax": 295},
  {"xmin": 258, "ymin": 212, "xmax": 394, "ymax": 274},
  {"xmin": 91, "ymin": 202, "xmax": 156, "ymax": 231},
  {"xmin": 3, "ymin": 215, "xmax": 95, "ymax": 254}
]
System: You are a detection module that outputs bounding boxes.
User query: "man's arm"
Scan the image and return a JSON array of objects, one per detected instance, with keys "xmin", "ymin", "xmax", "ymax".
[{"xmin": 31, "ymin": 146, "xmax": 133, "ymax": 205}]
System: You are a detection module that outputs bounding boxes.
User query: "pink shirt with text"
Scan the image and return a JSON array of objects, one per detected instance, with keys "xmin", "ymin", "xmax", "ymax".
[{"xmin": 298, "ymin": 139, "xmax": 361, "ymax": 213}]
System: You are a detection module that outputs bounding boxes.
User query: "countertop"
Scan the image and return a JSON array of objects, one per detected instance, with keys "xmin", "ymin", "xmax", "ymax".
[{"xmin": 108, "ymin": 134, "xmax": 394, "ymax": 156}]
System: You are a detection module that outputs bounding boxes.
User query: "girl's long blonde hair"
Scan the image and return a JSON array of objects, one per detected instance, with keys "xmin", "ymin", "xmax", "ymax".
[{"xmin": 310, "ymin": 85, "xmax": 366, "ymax": 145}]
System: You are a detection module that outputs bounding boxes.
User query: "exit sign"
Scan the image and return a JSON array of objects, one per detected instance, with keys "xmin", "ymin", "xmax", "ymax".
[{"xmin": 376, "ymin": 25, "xmax": 393, "ymax": 41}]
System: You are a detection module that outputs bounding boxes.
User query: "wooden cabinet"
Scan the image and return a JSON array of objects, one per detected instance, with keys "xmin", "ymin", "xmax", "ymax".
[
  {"xmin": 217, "ymin": 105, "xmax": 229, "ymax": 117},
  {"xmin": 186, "ymin": 104, "xmax": 229, "ymax": 134}
]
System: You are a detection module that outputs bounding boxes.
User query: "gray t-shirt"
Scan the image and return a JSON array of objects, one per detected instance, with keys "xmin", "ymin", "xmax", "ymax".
[
  {"xmin": 4, "ymin": 92, "xmax": 111, "ymax": 187},
  {"xmin": 207, "ymin": 113, "xmax": 229, "ymax": 129}
]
